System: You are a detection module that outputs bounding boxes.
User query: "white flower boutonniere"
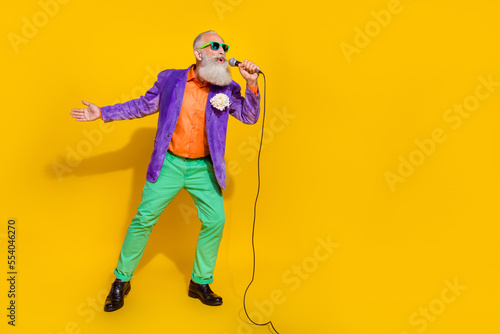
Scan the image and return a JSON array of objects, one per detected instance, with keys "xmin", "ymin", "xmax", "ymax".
[{"xmin": 210, "ymin": 93, "xmax": 231, "ymax": 111}]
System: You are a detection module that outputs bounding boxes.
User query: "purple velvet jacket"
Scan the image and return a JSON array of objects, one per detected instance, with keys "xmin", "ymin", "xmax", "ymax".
[{"xmin": 100, "ymin": 65, "xmax": 261, "ymax": 190}]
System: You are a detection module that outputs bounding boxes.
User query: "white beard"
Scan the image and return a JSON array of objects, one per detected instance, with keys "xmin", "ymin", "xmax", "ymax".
[{"xmin": 198, "ymin": 53, "xmax": 233, "ymax": 86}]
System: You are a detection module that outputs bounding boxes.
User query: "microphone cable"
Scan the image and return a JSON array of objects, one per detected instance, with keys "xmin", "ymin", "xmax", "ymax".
[{"xmin": 241, "ymin": 72, "xmax": 280, "ymax": 334}]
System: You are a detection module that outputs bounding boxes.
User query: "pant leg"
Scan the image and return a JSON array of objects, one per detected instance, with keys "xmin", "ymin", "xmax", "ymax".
[
  {"xmin": 184, "ymin": 156, "xmax": 225, "ymax": 284},
  {"xmin": 114, "ymin": 152, "xmax": 184, "ymax": 281}
]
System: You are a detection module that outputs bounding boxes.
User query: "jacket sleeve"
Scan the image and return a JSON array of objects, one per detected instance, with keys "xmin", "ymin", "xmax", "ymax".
[
  {"xmin": 100, "ymin": 70, "xmax": 168, "ymax": 122},
  {"xmin": 228, "ymin": 82, "xmax": 261, "ymax": 125}
]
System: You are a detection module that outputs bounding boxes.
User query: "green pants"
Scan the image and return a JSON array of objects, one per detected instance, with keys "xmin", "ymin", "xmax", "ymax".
[{"xmin": 114, "ymin": 151, "xmax": 225, "ymax": 284}]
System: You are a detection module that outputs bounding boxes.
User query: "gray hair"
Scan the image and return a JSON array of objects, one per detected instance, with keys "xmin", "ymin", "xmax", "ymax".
[{"xmin": 193, "ymin": 30, "xmax": 218, "ymax": 50}]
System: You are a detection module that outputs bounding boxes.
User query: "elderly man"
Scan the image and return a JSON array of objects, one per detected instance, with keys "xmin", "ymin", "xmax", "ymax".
[{"xmin": 70, "ymin": 30, "xmax": 261, "ymax": 311}]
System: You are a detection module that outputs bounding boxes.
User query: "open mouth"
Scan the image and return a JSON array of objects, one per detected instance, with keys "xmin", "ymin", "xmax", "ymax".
[{"xmin": 217, "ymin": 57, "xmax": 225, "ymax": 64}]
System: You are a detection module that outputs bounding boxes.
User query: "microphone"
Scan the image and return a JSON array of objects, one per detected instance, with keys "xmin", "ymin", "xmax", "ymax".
[{"xmin": 229, "ymin": 58, "xmax": 263, "ymax": 74}]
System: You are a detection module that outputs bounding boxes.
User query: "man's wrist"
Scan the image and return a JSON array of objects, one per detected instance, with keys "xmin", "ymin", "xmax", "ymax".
[{"xmin": 246, "ymin": 80, "xmax": 257, "ymax": 87}]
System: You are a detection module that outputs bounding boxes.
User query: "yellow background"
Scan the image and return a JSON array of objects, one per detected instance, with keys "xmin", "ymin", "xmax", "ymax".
[{"xmin": 1, "ymin": 0, "xmax": 499, "ymax": 333}]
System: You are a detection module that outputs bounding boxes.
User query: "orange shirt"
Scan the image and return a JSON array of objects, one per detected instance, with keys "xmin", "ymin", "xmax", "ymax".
[
  {"xmin": 168, "ymin": 66, "xmax": 259, "ymax": 158},
  {"xmin": 168, "ymin": 66, "xmax": 211, "ymax": 158}
]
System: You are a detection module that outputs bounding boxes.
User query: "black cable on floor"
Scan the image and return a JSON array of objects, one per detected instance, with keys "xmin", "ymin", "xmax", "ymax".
[{"xmin": 241, "ymin": 72, "xmax": 280, "ymax": 334}]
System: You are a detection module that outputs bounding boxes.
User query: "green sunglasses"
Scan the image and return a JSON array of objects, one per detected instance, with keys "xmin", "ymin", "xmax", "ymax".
[{"xmin": 198, "ymin": 41, "xmax": 229, "ymax": 53}]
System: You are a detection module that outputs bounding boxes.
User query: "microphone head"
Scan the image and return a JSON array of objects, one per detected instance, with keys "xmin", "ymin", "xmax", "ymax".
[{"xmin": 228, "ymin": 58, "xmax": 239, "ymax": 67}]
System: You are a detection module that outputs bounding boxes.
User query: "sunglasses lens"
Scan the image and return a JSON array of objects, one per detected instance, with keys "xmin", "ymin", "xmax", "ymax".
[
  {"xmin": 210, "ymin": 42, "xmax": 220, "ymax": 51},
  {"xmin": 222, "ymin": 44, "xmax": 229, "ymax": 52}
]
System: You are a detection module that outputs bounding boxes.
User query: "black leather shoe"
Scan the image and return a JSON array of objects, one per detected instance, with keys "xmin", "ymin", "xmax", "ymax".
[
  {"xmin": 188, "ymin": 280, "xmax": 223, "ymax": 306},
  {"xmin": 104, "ymin": 280, "xmax": 131, "ymax": 312}
]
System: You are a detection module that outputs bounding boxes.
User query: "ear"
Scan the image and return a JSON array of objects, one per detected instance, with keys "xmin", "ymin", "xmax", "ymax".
[{"xmin": 194, "ymin": 49, "xmax": 203, "ymax": 61}]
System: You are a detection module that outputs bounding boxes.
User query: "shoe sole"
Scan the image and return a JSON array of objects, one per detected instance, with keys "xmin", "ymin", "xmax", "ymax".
[{"xmin": 188, "ymin": 290, "xmax": 222, "ymax": 306}]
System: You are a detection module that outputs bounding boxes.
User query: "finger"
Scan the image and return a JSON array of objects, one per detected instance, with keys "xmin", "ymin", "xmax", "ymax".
[
  {"xmin": 245, "ymin": 65, "xmax": 257, "ymax": 74},
  {"xmin": 239, "ymin": 65, "xmax": 251, "ymax": 74},
  {"xmin": 240, "ymin": 62, "xmax": 252, "ymax": 72},
  {"xmin": 81, "ymin": 100, "xmax": 90, "ymax": 106},
  {"xmin": 244, "ymin": 60, "xmax": 257, "ymax": 68},
  {"xmin": 248, "ymin": 63, "xmax": 260, "ymax": 73},
  {"xmin": 71, "ymin": 108, "xmax": 87, "ymax": 112},
  {"xmin": 70, "ymin": 112, "xmax": 89, "ymax": 121},
  {"xmin": 242, "ymin": 60, "xmax": 259, "ymax": 74}
]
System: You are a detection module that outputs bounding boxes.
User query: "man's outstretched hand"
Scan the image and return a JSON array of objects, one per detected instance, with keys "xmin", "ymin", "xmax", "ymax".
[{"xmin": 71, "ymin": 100, "xmax": 101, "ymax": 121}]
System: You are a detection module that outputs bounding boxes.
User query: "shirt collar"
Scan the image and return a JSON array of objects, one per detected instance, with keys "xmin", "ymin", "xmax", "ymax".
[{"xmin": 188, "ymin": 65, "xmax": 209, "ymax": 87}]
